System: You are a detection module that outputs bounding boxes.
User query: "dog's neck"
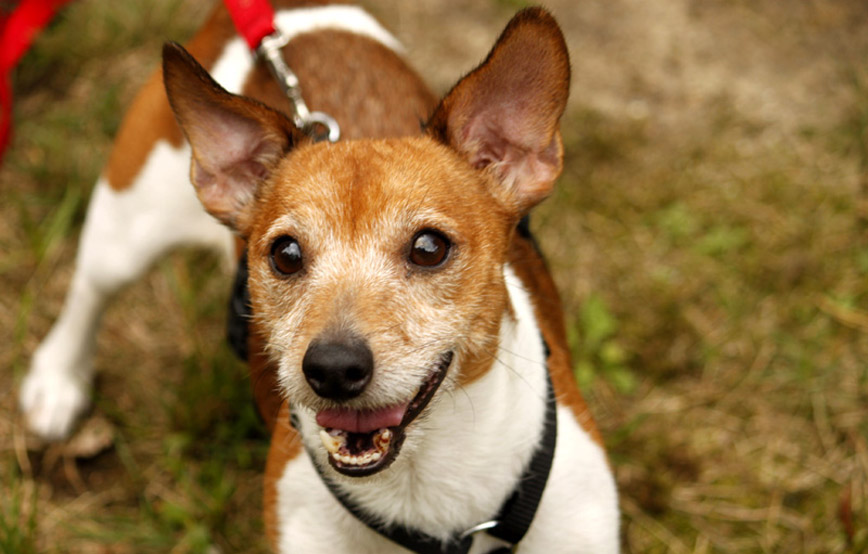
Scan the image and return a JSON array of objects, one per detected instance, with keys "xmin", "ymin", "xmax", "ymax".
[{"xmin": 294, "ymin": 264, "xmax": 549, "ymax": 538}]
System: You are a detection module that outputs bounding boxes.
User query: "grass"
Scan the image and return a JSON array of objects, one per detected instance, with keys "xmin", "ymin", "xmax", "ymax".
[
  {"xmin": 1, "ymin": 0, "xmax": 867, "ymax": 552},
  {"xmin": 533, "ymin": 91, "xmax": 868, "ymax": 551},
  {"xmin": 0, "ymin": 467, "xmax": 38, "ymax": 554}
]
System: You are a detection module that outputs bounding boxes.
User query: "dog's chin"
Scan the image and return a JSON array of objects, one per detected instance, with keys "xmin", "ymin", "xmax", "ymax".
[{"xmin": 316, "ymin": 351, "xmax": 454, "ymax": 478}]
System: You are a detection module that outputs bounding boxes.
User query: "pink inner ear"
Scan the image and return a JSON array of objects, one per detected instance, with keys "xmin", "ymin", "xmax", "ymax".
[
  {"xmin": 463, "ymin": 104, "xmax": 544, "ymax": 161},
  {"xmin": 191, "ymin": 110, "xmax": 271, "ymax": 175},
  {"xmin": 185, "ymin": 105, "xmax": 289, "ymax": 229},
  {"xmin": 461, "ymin": 107, "xmax": 562, "ymax": 207},
  {"xmin": 464, "ymin": 119, "xmax": 506, "ymax": 170},
  {"xmin": 163, "ymin": 42, "xmax": 298, "ymax": 233}
]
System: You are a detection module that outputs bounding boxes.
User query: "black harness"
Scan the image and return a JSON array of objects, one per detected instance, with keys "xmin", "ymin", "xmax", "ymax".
[{"xmin": 226, "ymin": 218, "xmax": 556, "ymax": 553}]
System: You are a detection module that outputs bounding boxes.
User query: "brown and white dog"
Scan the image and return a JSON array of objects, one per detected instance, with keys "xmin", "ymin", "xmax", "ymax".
[{"xmin": 20, "ymin": 2, "xmax": 618, "ymax": 551}]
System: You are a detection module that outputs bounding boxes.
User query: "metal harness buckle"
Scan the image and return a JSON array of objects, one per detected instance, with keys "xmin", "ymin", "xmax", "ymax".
[
  {"xmin": 257, "ymin": 30, "xmax": 341, "ymax": 143},
  {"xmin": 459, "ymin": 520, "xmax": 499, "ymax": 540}
]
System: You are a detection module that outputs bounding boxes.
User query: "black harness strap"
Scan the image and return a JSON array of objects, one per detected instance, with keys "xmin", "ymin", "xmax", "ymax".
[
  {"xmin": 487, "ymin": 368, "xmax": 557, "ymax": 547},
  {"xmin": 308, "ymin": 460, "xmax": 475, "ymax": 554}
]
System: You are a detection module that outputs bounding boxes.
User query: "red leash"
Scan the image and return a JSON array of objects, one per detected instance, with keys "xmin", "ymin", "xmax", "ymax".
[
  {"xmin": 0, "ymin": 0, "xmax": 282, "ymax": 164},
  {"xmin": 0, "ymin": 0, "xmax": 74, "ymax": 164},
  {"xmin": 0, "ymin": 0, "xmax": 337, "ymax": 165},
  {"xmin": 222, "ymin": 0, "xmax": 340, "ymax": 142},
  {"xmin": 222, "ymin": 0, "xmax": 276, "ymax": 51}
]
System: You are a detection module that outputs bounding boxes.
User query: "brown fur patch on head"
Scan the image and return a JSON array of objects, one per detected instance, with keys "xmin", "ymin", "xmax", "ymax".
[
  {"xmin": 243, "ymin": 137, "xmax": 513, "ymax": 410},
  {"xmin": 239, "ymin": 8, "xmax": 573, "ymax": 411}
]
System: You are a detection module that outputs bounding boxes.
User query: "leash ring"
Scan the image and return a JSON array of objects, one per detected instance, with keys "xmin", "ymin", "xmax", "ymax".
[{"xmin": 303, "ymin": 111, "xmax": 341, "ymax": 143}]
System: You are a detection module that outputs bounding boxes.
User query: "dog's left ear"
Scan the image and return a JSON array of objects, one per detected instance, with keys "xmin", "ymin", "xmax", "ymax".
[
  {"xmin": 162, "ymin": 42, "xmax": 303, "ymax": 235},
  {"xmin": 427, "ymin": 8, "xmax": 570, "ymax": 216}
]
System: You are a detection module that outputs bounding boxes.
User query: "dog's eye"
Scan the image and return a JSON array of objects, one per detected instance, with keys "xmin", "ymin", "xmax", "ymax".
[
  {"xmin": 270, "ymin": 236, "xmax": 303, "ymax": 276},
  {"xmin": 409, "ymin": 230, "xmax": 450, "ymax": 268}
]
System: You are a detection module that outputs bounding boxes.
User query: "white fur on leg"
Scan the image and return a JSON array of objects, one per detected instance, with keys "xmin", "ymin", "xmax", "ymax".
[
  {"xmin": 20, "ymin": 272, "xmax": 103, "ymax": 440},
  {"xmin": 19, "ymin": 22, "xmax": 256, "ymax": 439},
  {"xmin": 21, "ymin": 144, "xmax": 232, "ymax": 439},
  {"xmin": 20, "ymin": 351, "xmax": 91, "ymax": 442}
]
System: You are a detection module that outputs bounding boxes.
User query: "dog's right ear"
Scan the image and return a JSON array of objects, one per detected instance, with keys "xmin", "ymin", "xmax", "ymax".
[{"xmin": 162, "ymin": 42, "xmax": 301, "ymax": 235}]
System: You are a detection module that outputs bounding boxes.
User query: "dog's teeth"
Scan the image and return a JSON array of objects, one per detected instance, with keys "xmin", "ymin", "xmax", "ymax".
[
  {"xmin": 333, "ymin": 452, "xmax": 362, "ymax": 466},
  {"xmin": 374, "ymin": 428, "xmax": 392, "ymax": 451},
  {"xmin": 319, "ymin": 430, "xmax": 344, "ymax": 454},
  {"xmin": 330, "ymin": 450, "xmax": 383, "ymax": 467},
  {"xmin": 325, "ymin": 428, "xmax": 393, "ymax": 467}
]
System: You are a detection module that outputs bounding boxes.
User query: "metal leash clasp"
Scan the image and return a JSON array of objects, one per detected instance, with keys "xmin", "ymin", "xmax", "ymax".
[{"xmin": 257, "ymin": 30, "xmax": 340, "ymax": 143}]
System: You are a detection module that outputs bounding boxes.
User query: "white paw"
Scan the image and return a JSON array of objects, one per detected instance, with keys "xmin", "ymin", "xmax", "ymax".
[{"xmin": 19, "ymin": 368, "xmax": 91, "ymax": 441}]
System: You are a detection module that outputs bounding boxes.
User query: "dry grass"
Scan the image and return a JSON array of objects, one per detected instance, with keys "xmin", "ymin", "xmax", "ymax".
[{"xmin": 1, "ymin": 0, "xmax": 867, "ymax": 552}]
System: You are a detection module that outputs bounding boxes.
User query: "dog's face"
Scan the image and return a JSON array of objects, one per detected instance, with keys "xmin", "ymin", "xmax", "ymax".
[
  {"xmin": 245, "ymin": 139, "xmax": 512, "ymax": 474},
  {"xmin": 164, "ymin": 8, "xmax": 569, "ymax": 476}
]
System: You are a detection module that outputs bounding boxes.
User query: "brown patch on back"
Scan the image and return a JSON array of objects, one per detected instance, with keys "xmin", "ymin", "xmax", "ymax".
[
  {"xmin": 105, "ymin": 5, "xmax": 238, "ymax": 191},
  {"xmin": 263, "ymin": 401, "xmax": 303, "ymax": 550},
  {"xmin": 507, "ymin": 232, "xmax": 604, "ymax": 446},
  {"xmin": 103, "ymin": 69, "xmax": 184, "ymax": 190},
  {"xmin": 242, "ymin": 30, "xmax": 437, "ymax": 140}
]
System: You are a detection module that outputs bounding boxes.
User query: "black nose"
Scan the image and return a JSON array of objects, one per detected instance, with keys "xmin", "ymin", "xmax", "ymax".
[{"xmin": 302, "ymin": 338, "xmax": 374, "ymax": 401}]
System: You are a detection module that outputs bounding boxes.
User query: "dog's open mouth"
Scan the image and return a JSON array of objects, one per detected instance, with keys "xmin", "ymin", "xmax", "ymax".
[{"xmin": 316, "ymin": 351, "xmax": 453, "ymax": 477}]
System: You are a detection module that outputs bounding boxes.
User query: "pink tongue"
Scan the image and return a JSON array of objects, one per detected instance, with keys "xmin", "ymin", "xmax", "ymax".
[{"xmin": 316, "ymin": 403, "xmax": 408, "ymax": 433}]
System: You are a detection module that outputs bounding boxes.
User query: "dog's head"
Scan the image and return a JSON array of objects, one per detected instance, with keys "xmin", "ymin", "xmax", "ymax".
[{"xmin": 164, "ymin": 8, "xmax": 569, "ymax": 477}]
